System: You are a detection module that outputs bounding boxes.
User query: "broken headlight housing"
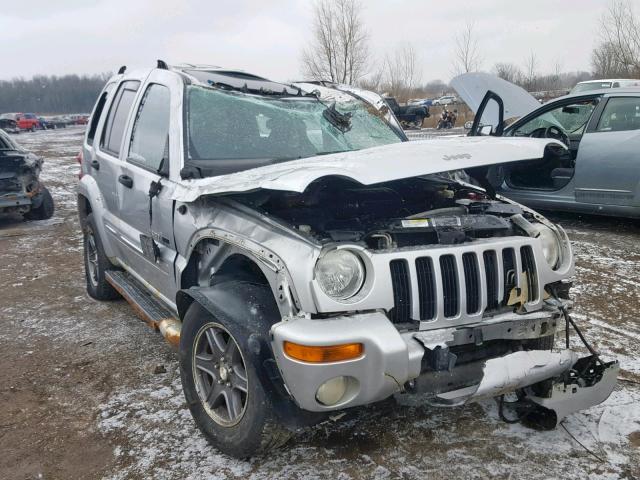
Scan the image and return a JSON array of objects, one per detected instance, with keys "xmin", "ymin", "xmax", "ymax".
[
  {"xmin": 534, "ymin": 224, "xmax": 561, "ymax": 268},
  {"xmin": 315, "ymin": 249, "xmax": 365, "ymax": 300}
]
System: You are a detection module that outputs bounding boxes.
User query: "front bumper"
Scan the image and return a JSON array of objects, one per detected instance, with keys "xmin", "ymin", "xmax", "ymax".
[
  {"xmin": 0, "ymin": 192, "xmax": 33, "ymax": 210},
  {"xmin": 270, "ymin": 311, "xmax": 618, "ymax": 423}
]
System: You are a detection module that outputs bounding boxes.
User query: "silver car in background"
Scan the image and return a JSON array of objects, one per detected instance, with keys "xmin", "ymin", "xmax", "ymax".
[{"xmin": 454, "ymin": 73, "xmax": 640, "ymax": 218}]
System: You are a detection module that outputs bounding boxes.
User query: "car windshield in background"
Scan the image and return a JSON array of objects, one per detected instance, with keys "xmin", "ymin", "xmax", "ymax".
[
  {"xmin": 186, "ymin": 86, "xmax": 401, "ymax": 169},
  {"xmin": 570, "ymin": 82, "xmax": 612, "ymax": 93}
]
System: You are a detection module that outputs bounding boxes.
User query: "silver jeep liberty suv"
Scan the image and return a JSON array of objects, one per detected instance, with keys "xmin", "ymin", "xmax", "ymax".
[{"xmin": 78, "ymin": 61, "xmax": 618, "ymax": 458}]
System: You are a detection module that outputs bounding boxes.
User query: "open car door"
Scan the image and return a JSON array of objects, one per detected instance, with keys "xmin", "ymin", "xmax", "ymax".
[{"xmin": 467, "ymin": 90, "xmax": 506, "ymax": 137}]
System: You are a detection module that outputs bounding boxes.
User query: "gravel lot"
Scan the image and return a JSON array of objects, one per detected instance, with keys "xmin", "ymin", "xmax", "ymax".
[{"xmin": 1, "ymin": 128, "xmax": 639, "ymax": 480}]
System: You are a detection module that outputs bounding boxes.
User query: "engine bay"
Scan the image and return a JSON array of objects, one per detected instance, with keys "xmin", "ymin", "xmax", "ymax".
[{"xmin": 232, "ymin": 175, "xmax": 531, "ymax": 249}]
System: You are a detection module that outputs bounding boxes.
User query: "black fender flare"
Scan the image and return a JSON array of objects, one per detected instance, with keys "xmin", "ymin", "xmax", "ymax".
[{"xmin": 176, "ymin": 282, "xmax": 326, "ymax": 429}]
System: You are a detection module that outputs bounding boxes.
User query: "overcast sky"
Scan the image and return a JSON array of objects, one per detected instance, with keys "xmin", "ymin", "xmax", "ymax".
[{"xmin": 0, "ymin": 0, "xmax": 610, "ymax": 83}]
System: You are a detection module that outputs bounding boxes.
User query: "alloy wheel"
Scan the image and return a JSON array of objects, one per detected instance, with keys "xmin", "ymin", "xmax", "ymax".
[{"xmin": 192, "ymin": 323, "xmax": 249, "ymax": 427}]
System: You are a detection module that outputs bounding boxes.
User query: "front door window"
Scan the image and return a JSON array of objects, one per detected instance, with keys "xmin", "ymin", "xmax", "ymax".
[{"xmin": 511, "ymin": 99, "xmax": 598, "ymax": 138}]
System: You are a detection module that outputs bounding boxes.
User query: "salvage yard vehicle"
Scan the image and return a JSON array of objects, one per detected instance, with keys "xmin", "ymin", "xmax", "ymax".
[
  {"xmin": 78, "ymin": 62, "xmax": 618, "ymax": 458},
  {"xmin": 570, "ymin": 78, "xmax": 640, "ymax": 94},
  {"xmin": 453, "ymin": 72, "xmax": 640, "ymax": 218},
  {"xmin": 383, "ymin": 96, "xmax": 429, "ymax": 129},
  {"xmin": 0, "ymin": 112, "xmax": 40, "ymax": 131},
  {"xmin": 0, "ymin": 118, "xmax": 20, "ymax": 134},
  {"xmin": 0, "ymin": 129, "xmax": 54, "ymax": 219},
  {"xmin": 433, "ymin": 95, "xmax": 457, "ymax": 106}
]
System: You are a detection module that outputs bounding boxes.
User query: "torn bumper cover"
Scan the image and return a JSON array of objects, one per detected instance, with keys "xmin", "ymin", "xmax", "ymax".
[
  {"xmin": 271, "ymin": 311, "xmax": 618, "ymax": 426},
  {"xmin": 422, "ymin": 349, "xmax": 619, "ymax": 426}
]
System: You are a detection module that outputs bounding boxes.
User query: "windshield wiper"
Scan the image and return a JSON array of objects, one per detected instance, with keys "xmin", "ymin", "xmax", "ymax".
[
  {"xmin": 322, "ymin": 102, "xmax": 352, "ymax": 133},
  {"xmin": 314, "ymin": 150, "xmax": 354, "ymax": 156}
]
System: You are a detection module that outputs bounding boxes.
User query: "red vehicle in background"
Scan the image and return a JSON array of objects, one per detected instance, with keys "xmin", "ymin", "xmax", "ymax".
[
  {"xmin": 68, "ymin": 114, "xmax": 89, "ymax": 125},
  {"xmin": 0, "ymin": 113, "xmax": 40, "ymax": 131}
]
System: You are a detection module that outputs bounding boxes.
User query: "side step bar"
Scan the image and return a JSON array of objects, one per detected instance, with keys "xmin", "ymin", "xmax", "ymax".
[{"xmin": 106, "ymin": 270, "xmax": 181, "ymax": 348}]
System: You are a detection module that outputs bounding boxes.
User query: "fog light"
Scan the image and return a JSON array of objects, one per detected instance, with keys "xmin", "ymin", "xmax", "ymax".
[{"xmin": 316, "ymin": 376, "xmax": 348, "ymax": 406}]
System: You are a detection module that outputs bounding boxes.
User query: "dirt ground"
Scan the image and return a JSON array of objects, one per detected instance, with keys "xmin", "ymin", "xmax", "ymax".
[{"xmin": 1, "ymin": 127, "xmax": 639, "ymax": 480}]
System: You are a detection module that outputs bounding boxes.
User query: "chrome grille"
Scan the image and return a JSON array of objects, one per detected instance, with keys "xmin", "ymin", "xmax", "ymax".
[
  {"xmin": 389, "ymin": 259, "xmax": 411, "ymax": 323},
  {"xmin": 440, "ymin": 255, "xmax": 459, "ymax": 318},
  {"xmin": 483, "ymin": 250, "xmax": 499, "ymax": 311},
  {"xmin": 388, "ymin": 244, "xmax": 541, "ymax": 325},
  {"xmin": 416, "ymin": 257, "xmax": 436, "ymax": 320},
  {"xmin": 462, "ymin": 252, "xmax": 480, "ymax": 314}
]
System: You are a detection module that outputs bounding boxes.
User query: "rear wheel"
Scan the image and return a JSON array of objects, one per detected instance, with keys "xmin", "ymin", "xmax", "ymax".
[
  {"xmin": 83, "ymin": 213, "xmax": 120, "ymax": 300},
  {"xmin": 180, "ymin": 300, "xmax": 291, "ymax": 458},
  {"xmin": 24, "ymin": 186, "xmax": 54, "ymax": 220}
]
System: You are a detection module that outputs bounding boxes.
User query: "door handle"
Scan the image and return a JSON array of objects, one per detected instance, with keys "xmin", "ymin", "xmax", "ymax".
[
  {"xmin": 118, "ymin": 174, "xmax": 133, "ymax": 188},
  {"xmin": 90, "ymin": 160, "xmax": 100, "ymax": 170}
]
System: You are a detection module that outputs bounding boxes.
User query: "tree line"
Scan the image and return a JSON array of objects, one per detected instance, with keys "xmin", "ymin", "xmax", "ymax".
[
  {"xmin": 302, "ymin": 0, "xmax": 640, "ymax": 102},
  {"xmin": 0, "ymin": 73, "xmax": 110, "ymax": 114}
]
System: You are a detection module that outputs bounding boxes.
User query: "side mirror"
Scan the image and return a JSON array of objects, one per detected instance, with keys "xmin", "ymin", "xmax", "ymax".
[
  {"xmin": 480, "ymin": 125, "xmax": 494, "ymax": 136},
  {"xmin": 464, "ymin": 120, "xmax": 473, "ymax": 130}
]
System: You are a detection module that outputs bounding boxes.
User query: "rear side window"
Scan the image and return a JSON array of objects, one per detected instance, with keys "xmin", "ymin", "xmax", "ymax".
[
  {"xmin": 128, "ymin": 84, "xmax": 171, "ymax": 172},
  {"xmin": 87, "ymin": 85, "xmax": 113, "ymax": 145},
  {"xmin": 596, "ymin": 97, "xmax": 640, "ymax": 132},
  {"xmin": 100, "ymin": 80, "xmax": 140, "ymax": 156}
]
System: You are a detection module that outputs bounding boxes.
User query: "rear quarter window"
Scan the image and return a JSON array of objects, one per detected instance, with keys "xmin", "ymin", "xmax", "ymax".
[
  {"xmin": 87, "ymin": 85, "xmax": 114, "ymax": 146},
  {"xmin": 99, "ymin": 80, "xmax": 140, "ymax": 157}
]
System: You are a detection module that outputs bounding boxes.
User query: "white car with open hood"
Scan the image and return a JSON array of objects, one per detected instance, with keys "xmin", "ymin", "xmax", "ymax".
[{"xmin": 77, "ymin": 62, "xmax": 619, "ymax": 458}]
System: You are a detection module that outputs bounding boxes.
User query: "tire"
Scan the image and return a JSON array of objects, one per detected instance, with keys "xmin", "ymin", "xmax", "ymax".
[
  {"xmin": 24, "ymin": 186, "xmax": 54, "ymax": 220},
  {"xmin": 83, "ymin": 213, "xmax": 120, "ymax": 300},
  {"xmin": 412, "ymin": 117, "xmax": 424, "ymax": 129},
  {"xmin": 180, "ymin": 300, "xmax": 291, "ymax": 458}
]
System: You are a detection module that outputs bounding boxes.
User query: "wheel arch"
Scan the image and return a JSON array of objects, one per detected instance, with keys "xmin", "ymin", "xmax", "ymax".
[
  {"xmin": 177, "ymin": 237, "xmax": 299, "ymax": 321},
  {"xmin": 178, "ymin": 283, "xmax": 326, "ymax": 430},
  {"xmin": 77, "ymin": 176, "xmax": 118, "ymax": 258}
]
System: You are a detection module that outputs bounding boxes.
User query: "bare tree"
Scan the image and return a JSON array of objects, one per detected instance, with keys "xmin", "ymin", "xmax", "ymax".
[
  {"xmin": 358, "ymin": 65, "xmax": 385, "ymax": 92},
  {"xmin": 492, "ymin": 62, "xmax": 522, "ymax": 84},
  {"xmin": 592, "ymin": 41, "xmax": 632, "ymax": 77},
  {"xmin": 594, "ymin": 0, "xmax": 640, "ymax": 77},
  {"xmin": 383, "ymin": 44, "xmax": 420, "ymax": 100},
  {"xmin": 301, "ymin": 0, "xmax": 369, "ymax": 84},
  {"xmin": 523, "ymin": 52, "xmax": 538, "ymax": 91},
  {"xmin": 452, "ymin": 20, "xmax": 482, "ymax": 75}
]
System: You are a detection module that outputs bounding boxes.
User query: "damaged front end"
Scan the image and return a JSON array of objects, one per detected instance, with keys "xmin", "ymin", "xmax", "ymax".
[
  {"xmin": 0, "ymin": 136, "xmax": 44, "ymax": 215},
  {"xmin": 411, "ymin": 328, "xmax": 619, "ymax": 428},
  {"xmin": 256, "ymin": 168, "xmax": 619, "ymax": 428}
]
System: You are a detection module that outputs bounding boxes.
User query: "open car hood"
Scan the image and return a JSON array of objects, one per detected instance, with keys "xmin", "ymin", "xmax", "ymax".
[
  {"xmin": 451, "ymin": 73, "xmax": 541, "ymax": 125},
  {"xmin": 171, "ymin": 137, "xmax": 562, "ymax": 202}
]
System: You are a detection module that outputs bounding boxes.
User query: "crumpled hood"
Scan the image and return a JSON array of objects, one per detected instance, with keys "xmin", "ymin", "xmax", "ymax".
[
  {"xmin": 171, "ymin": 136, "xmax": 562, "ymax": 202},
  {"xmin": 451, "ymin": 72, "xmax": 541, "ymax": 124}
]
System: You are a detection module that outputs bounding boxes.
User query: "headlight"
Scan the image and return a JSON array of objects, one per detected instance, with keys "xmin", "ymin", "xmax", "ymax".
[
  {"xmin": 536, "ymin": 225, "xmax": 560, "ymax": 268},
  {"xmin": 315, "ymin": 249, "xmax": 365, "ymax": 300}
]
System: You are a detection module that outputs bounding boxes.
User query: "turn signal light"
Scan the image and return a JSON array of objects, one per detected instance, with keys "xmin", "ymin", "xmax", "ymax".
[{"xmin": 283, "ymin": 341, "xmax": 364, "ymax": 363}]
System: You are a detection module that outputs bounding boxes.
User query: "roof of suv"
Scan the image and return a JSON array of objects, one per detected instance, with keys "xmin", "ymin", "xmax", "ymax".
[{"xmin": 177, "ymin": 67, "xmax": 301, "ymax": 95}]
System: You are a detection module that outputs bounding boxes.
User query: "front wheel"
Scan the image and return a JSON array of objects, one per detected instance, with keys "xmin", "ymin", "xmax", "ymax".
[
  {"xmin": 180, "ymin": 301, "xmax": 291, "ymax": 458},
  {"xmin": 24, "ymin": 186, "xmax": 54, "ymax": 220}
]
